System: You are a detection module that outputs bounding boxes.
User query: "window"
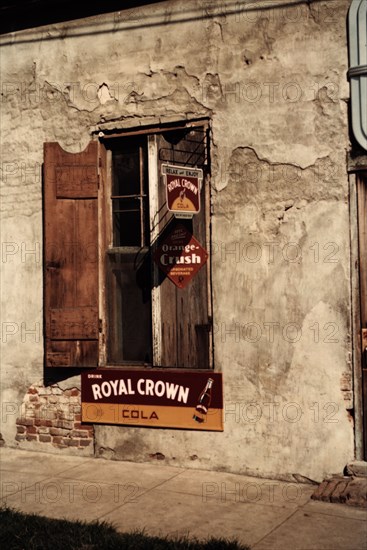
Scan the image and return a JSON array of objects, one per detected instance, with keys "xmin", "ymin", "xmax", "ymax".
[
  {"xmin": 44, "ymin": 122, "xmax": 212, "ymax": 370},
  {"xmin": 106, "ymin": 137, "xmax": 152, "ymax": 365}
]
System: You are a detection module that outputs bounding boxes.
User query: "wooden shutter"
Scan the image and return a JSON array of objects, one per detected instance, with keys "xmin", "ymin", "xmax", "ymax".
[
  {"xmin": 44, "ymin": 142, "xmax": 99, "ymax": 367},
  {"xmin": 156, "ymin": 127, "xmax": 212, "ymax": 369}
]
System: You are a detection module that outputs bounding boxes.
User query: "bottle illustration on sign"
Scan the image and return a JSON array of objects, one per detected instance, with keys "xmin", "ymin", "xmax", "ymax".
[{"xmin": 193, "ymin": 378, "xmax": 214, "ymax": 423}]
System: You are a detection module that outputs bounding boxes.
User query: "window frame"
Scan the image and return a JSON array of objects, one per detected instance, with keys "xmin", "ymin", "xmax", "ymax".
[{"xmin": 97, "ymin": 121, "xmax": 213, "ymax": 370}]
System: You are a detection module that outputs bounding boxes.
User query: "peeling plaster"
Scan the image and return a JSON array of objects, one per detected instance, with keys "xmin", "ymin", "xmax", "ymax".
[
  {"xmin": 97, "ymin": 83, "xmax": 117, "ymax": 105},
  {"xmin": 213, "ymin": 146, "xmax": 345, "ymax": 205}
]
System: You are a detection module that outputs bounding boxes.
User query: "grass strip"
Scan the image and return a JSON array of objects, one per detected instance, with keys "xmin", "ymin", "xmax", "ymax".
[{"xmin": 0, "ymin": 506, "xmax": 250, "ymax": 550}]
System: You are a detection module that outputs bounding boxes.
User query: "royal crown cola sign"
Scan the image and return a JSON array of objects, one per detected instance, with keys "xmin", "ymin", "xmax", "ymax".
[{"xmin": 162, "ymin": 164, "xmax": 203, "ymax": 218}]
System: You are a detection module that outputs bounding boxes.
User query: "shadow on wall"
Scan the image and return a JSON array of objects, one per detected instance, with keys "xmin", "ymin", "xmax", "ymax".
[{"xmin": 0, "ymin": 0, "xmax": 163, "ymax": 35}]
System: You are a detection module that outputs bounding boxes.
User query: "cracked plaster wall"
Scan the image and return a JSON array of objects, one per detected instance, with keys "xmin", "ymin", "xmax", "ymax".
[{"xmin": 0, "ymin": 0, "xmax": 354, "ymax": 481}]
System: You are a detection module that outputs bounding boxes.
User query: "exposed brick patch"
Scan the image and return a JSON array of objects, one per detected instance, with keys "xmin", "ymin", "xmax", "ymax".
[
  {"xmin": 312, "ymin": 475, "xmax": 367, "ymax": 508},
  {"xmin": 16, "ymin": 382, "xmax": 94, "ymax": 451}
]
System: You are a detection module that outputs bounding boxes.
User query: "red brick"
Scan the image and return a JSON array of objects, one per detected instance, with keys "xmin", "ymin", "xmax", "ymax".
[
  {"xmin": 35, "ymin": 419, "xmax": 53, "ymax": 428},
  {"xmin": 44, "ymin": 411, "xmax": 57, "ymax": 421},
  {"xmin": 15, "ymin": 434, "xmax": 25, "ymax": 442},
  {"xmin": 311, "ymin": 479, "xmax": 330, "ymax": 501},
  {"xmin": 26, "ymin": 434, "xmax": 38, "ymax": 441},
  {"xmin": 71, "ymin": 429, "xmax": 90, "ymax": 438},
  {"xmin": 29, "ymin": 396, "xmax": 39, "ymax": 403},
  {"xmin": 67, "ymin": 439, "xmax": 80, "ymax": 447},
  {"xmin": 28, "ymin": 388, "xmax": 38, "ymax": 395},
  {"xmin": 330, "ymin": 481, "xmax": 349, "ymax": 503},
  {"xmin": 55, "ymin": 420, "xmax": 73, "ymax": 430},
  {"xmin": 16, "ymin": 418, "xmax": 34, "ymax": 427},
  {"xmin": 26, "ymin": 426, "xmax": 37, "ymax": 435},
  {"xmin": 38, "ymin": 426, "xmax": 50, "ymax": 435},
  {"xmin": 71, "ymin": 389, "xmax": 80, "ymax": 397},
  {"xmin": 74, "ymin": 422, "xmax": 92, "ymax": 431},
  {"xmin": 322, "ymin": 478, "xmax": 344, "ymax": 502},
  {"xmin": 74, "ymin": 414, "xmax": 82, "ymax": 422},
  {"xmin": 52, "ymin": 436, "xmax": 64, "ymax": 444},
  {"xmin": 53, "ymin": 428, "xmax": 71, "ymax": 437},
  {"xmin": 16, "ymin": 426, "xmax": 26, "ymax": 434},
  {"xmin": 58, "ymin": 412, "xmax": 74, "ymax": 422},
  {"xmin": 39, "ymin": 435, "xmax": 52, "ymax": 443},
  {"xmin": 311, "ymin": 477, "xmax": 359, "ymax": 504},
  {"xmin": 79, "ymin": 439, "xmax": 92, "ymax": 447}
]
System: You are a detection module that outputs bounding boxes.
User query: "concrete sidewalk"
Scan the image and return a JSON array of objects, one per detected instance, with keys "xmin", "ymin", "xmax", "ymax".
[{"xmin": 1, "ymin": 447, "xmax": 366, "ymax": 549}]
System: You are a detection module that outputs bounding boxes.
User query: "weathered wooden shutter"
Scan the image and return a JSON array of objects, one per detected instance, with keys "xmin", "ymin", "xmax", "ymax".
[
  {"xmin": 157, "ymin": 127, "xmax": 212, "ymax": 369},
  {"xmin": 44, "ymin": 142, "xmax": 99, "ymax": 367}
]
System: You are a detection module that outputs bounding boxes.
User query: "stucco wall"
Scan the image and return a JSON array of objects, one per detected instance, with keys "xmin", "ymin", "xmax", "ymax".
[{"xmin": 0, "ymin": 0, "xmax": 354, "ymax": 481}]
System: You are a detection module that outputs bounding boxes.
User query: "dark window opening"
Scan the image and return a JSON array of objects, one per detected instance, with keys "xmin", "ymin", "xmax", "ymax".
[{"xmin": 107, "ymin": 136, "xmax": 152, "ymax": 364}]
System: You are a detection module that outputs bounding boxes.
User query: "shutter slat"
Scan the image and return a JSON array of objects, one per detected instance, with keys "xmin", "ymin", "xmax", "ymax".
[{"xmin": 75, "ymin": 200, "xmax": 99, "ymax": 307}]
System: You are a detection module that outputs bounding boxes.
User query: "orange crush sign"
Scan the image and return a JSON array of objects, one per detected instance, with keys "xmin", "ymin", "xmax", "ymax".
[
  {"xmin": 162, "ymin": 164, "xmax": 203, "ymax": 217},
  {"xmin": 81, "ymin": 369, "xmax": 223, "ymax": 432},
  {"xmin": 154, "ymin": 224, "xmax": 208, "ymax": 289}
]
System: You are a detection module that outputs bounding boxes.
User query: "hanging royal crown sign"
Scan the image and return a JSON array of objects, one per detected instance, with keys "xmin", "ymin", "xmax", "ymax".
[{"xmin": 162, "ymin": 164, "xmax": 203, "ymax": 219}]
